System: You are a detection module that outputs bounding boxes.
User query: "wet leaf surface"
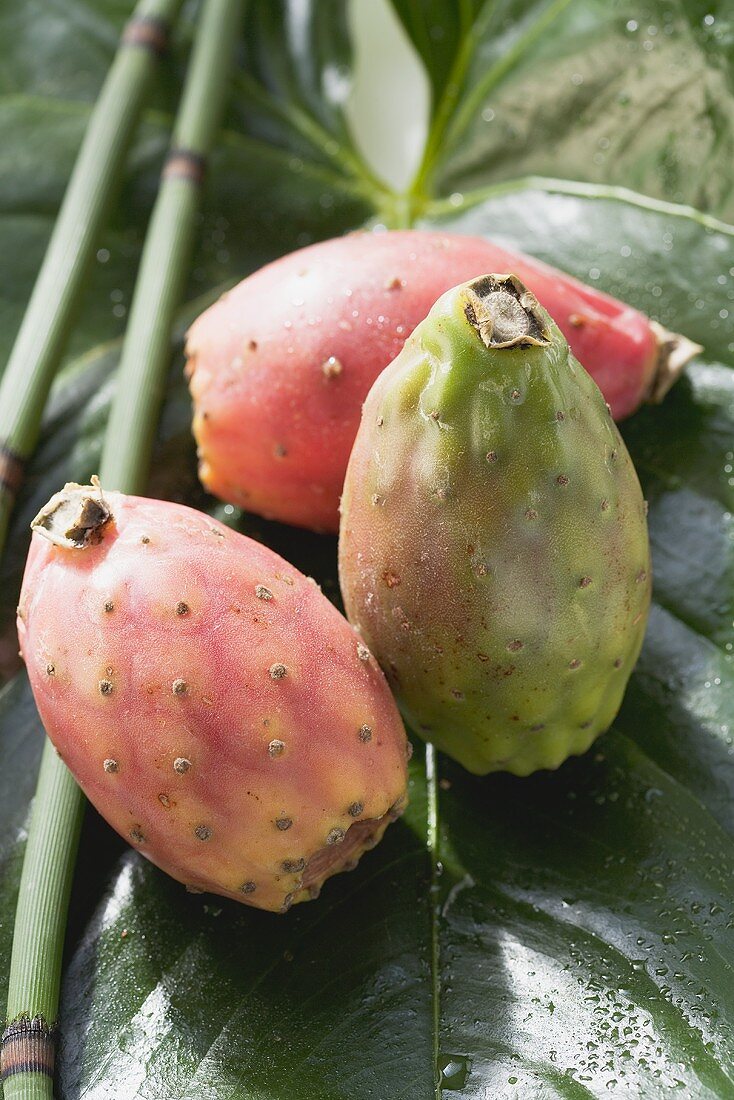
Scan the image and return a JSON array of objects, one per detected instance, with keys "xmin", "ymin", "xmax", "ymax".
[{"xmin": 1, "ymin": 1, "xmax": 733, "ymax": 1096}]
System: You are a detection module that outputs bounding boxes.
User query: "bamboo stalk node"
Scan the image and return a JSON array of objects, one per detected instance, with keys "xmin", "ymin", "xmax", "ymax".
[
  {"xmin": 163, "ymin": 148, "xmax": 208, "ymax": 185},
  {"xmin": 3, "ymin": 7, "xmax": 241, "ymax": 1092},
  {"xmin": 0, "ymin": 444, "xmax": 25, "ymax": 496},
  {"xmin": 122, "ymin": 14, "xmax": 172, "ymax": 56},
  {"xmin": 1, "ymin": 1016, "xmax": 56, "ymax": 1082}
]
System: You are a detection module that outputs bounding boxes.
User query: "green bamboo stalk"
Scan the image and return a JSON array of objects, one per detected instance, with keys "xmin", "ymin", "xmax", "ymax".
[
  {"xmin": 2, "ymin": 2, "xmax": 243, "ymax": 1096},
  {"xmin": 0, "ymin": 0, "xmax": 183, "ymax": 560}
]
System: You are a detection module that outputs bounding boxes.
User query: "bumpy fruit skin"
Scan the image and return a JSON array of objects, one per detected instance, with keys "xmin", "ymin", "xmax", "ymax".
[
  {"xmin": 18, "ymin": 486, "xmax": 408, "ymax": 911},
  {"xmin": 339, "ymin": 275, "xmax": 651, "ymax": 776},
  {"xmin": 186, "ymin": 229, "xmax": 696, "ymax": 533}
]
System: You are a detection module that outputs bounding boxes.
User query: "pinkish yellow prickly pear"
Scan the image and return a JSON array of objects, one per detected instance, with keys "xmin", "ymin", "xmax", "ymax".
[
  {"xmin": 17, "ymin": 483, "xmax": 408, "ymax": 912},
  {"xmin": 186, "ymin": 229, "xmax": 698, "ymax": 533}
]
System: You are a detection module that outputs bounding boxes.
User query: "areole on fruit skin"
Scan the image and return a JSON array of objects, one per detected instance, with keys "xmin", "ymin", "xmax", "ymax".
[
  {"xmin": 18, "ymin": 483, "xmax": 409, "ymax": 912},
  {"xmin": 185, "ymin": 229, "xmax": 700, "ymax": 533},
  {"xmin": 339, "ymin": 274, "xmax": 652, "ymax": 777}
]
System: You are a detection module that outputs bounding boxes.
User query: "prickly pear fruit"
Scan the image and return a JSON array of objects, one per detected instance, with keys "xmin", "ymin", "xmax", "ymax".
[
  {"xmin": 17, "ymin": 484, "xmax": 408, "ymax": 911},
  {"xmin": 339, "ymin": 275, "xmax": 651, "ymax": 776},
  {"xmin": 186, "ymin": 229, "xmax": 698, "ymax": 533}
]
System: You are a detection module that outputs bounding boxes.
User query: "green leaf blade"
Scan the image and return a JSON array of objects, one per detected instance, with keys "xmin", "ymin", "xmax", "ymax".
[{"xmin": 2, "ymin": 2, "xmax": 734, "ymax": 1095}]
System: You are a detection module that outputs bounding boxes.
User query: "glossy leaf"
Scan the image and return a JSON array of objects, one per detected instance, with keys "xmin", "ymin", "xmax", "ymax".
[
  {"xmin": 393, "ymin": 0, "xmax": 734, "ymax": 220},
  {"xmin": 1, "ymin": 1, "xmax": 733, "ymax": 1098}
]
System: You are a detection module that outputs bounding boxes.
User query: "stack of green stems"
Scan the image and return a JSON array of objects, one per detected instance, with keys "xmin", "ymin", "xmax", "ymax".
[
  {"xmin": 2, "ymin": 1, "xmax": 243, "ymax": 1097},
  {"xmin": 0, "ymin": 0, "xmax": 184, "ymax": 557}
]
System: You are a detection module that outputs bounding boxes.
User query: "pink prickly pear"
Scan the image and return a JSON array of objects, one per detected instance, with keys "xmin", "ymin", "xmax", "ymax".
[
  {"xmin": 185, "ymin": 229, "xmax": 699, "ymax": 533},
  {"xmin": 17, "ymin": 483, "xmax": 408, "ymax": 912}
]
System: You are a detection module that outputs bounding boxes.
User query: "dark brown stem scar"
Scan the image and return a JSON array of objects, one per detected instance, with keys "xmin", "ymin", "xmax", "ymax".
[
  {"xmin": 648, "ymin": 321, "xmax": 702, "ymax": 403},
  {"xmin": 31, "ymin": 481, "xmax": 111, "ymax": 549},
  {"xmin": 463, "ymin": 275, "xmax": 551, "ymax": 349},
  {"xmin": 1, "ymin": 1016, "xmax": 56, "ymax": 1081}
]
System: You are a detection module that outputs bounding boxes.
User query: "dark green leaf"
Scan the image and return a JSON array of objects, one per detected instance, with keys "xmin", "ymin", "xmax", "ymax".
[
  {"xmin": 1, "ymin": 1, "xmax": 734, "ymax": 1097},
  {"xmin": 386, "ymin": 0, "xmax": 484, "ymax": 104},
  {"xmin": 393, "ymin": 0, "xmax": 734, "ymax": 220}
]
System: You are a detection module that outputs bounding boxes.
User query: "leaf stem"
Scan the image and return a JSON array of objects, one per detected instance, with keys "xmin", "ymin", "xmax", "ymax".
[
  {"xmin": 217, "ymin": 125, "xmax": 382, "ymax": 202},
  {"xmin": 100, "ymin": 0, "xmax": 243, "ymax": 492},
  {"xmin": 439, "ymin": 0, "xmax": 574, "ymax": 166},
  {"xmin": 1, "ymin": 2, "xmax": 242, "ymax": 1096},
  {"xmin": 233, "ymin": 70, "xmax": 393, "ymax": 202},
  {"xmin": 410, "ymin": 0, "xmax": 574, "ymax": 201},
  {"xmin": 422, "ymin": 174, "xmax": 734, "ymax": 237},
  {"xmin": 0, "ymin": 0, "xmax": 184, "ymax": 561},
  {"xmin": 410, "ymin": 0, "xmax": 492, "ymax": 199},
  {"xmin": 425, "ymin": 743, "xmax": 442, "ymax": 1098}
]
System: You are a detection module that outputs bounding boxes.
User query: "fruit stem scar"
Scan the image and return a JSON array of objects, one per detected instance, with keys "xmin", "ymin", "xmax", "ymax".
[
  {"xmin": 463, "ymin": 275, "xmax": 551, "ymax": 350},
  {"xmin": 30, "ymin": 478, "xmax": 112, "ymax": 549}
]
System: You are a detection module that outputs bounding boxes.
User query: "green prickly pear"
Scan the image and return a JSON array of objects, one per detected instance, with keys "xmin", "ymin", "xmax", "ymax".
[{"xmin": 338, "ymin": 274, "xmax": 651, "ymax": 776}]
